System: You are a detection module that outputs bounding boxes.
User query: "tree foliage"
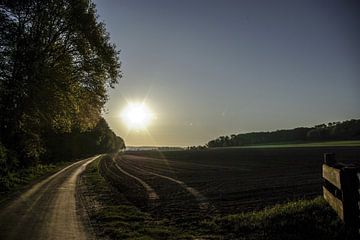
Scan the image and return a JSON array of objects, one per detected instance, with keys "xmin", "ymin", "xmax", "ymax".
[
  {"xmin": 0, "ymin": 0, "xmax": 123, "ymax": 165},
  {"xmin": 43, "ymin": 118, "xmax": 125, "ymax": 162},
  {"xmin": 207, "ymin": 119, "xmax": 360, "ymax": 148}
]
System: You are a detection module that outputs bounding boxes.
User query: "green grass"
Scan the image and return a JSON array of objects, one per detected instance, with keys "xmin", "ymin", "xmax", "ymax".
[
  {"xmin": 201, "ymin": 197, "xmax": 355, "ymax": 240},
  {"xmin": 85, "ymin": 155, "xmax": 355, "ymax": 240},
  {"xmin": 225, "ymin": 140, "xmax": 360, "ymax": 148}
]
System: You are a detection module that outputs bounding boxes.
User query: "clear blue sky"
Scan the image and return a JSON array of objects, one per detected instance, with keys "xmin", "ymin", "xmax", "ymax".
[{"xmin": 94, "ymin": 0, "xmax": 360, "ymax": 147}]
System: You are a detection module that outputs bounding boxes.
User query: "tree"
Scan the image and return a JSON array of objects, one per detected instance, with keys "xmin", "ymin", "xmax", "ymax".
[
  {"xmin": 0, "ymin": 0, "xmax": 121, "ymax": 164},
  {"xmin": 207, "ymin": 120, "xmax": 360, "ymax": 148},
  {"xmin": 43, "ymin": 117, "xmax": 125, "ymax": 163}
]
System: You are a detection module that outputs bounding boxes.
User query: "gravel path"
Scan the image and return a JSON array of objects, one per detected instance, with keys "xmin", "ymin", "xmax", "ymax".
[{"xmin": 0, "ymin": 156, "xmax": 100, "ymax": 240}]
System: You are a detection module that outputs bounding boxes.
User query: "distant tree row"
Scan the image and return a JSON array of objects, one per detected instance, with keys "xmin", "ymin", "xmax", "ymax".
[
  {"xmin": 0, "ymin": 0, "xmax": 124, "ymax": 184},
  {"xmin": 206, "ymin": 119, "xmax": 360, "ymax": 148},
  {"xmin": 187, "ymin": 145, "xmax": 207, "ymax": 150}
]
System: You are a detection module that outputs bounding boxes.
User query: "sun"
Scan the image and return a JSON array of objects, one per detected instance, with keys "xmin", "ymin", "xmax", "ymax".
[{"xmin": 120, "ymin": 102, "xmax": 154, "ymax": 130}]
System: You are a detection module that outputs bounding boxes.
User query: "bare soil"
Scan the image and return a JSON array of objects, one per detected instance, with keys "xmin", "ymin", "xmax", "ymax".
[{"xmin": 100, "ymin": 147, "xmax": 360, "ymax": 224}]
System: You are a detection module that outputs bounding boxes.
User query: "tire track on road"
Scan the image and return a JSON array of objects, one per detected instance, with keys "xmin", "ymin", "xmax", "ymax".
[
  {"xmin": 118, "ymin": 156, "xmax": 214, "ymax": 211},
  {"xmin": 110, "ymin": 157, "xmax": 159, "ymax": 201}
]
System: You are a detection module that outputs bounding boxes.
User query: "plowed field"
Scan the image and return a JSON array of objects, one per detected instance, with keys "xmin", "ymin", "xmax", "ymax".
[{"xmin": 100, "ymin": 147, "xmax": 360, "ymax": 224}]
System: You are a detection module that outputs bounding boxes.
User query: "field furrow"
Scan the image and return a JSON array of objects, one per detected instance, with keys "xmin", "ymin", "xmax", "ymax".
[{"xmin": 100, "ymin": 146, "xmax": 360, "ymax": 222}]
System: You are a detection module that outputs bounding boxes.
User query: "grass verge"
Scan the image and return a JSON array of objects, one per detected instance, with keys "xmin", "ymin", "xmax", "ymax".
[
  {"xmin": 201, "ymin": 197, "xmax": 355, "ymax": 240},
  {"xmin": 84, "ymin": 155, "xmax": 356, "ymax": 240},
  {"xmin": 236, "ymin": 140, "xmax": 360, "ymax": 148},
  {"xmin": 0, "ymin": 160, "xmax": 77, "ymax": 201}
]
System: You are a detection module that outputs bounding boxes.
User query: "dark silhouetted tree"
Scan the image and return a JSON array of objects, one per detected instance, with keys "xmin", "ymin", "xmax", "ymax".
[
  {"xmin": 207, "ymin": 120, "xmax": 360, "ymax": 148},
  {"xmin": 0, "ymin": 0, "xmax": 121, "ymax": 165}
]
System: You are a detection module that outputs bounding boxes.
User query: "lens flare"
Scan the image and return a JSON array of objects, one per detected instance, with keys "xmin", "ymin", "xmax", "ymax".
[{"xmin": 120, "ymin": 102, "xmax": 154, "ymax": 130}]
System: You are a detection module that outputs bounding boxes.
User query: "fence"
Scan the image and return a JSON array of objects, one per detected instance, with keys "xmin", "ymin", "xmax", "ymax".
[{"xmin": 322, "ymin": 153, "xmax": 360, "ymax": 232}]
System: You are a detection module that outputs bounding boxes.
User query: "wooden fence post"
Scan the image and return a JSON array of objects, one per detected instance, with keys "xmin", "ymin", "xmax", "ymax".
[
  {"xmin": 324, "ymin": 153, "xmax": 336, "ymax": 166},
  {"xmin": 322, "ymin": 153, "xmax": 360, "ymax": 234},
  {"xmin": 323, "ymin": 154, "xmax": 344, "ymax": 220},
  {"xmin": 341, "ymin": 167, "xmax": 359, "ymax": 232}
]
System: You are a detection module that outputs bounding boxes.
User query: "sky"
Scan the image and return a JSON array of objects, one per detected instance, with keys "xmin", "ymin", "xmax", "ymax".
[{"xmin": 94, "ymin": 0, "xmax": 360, "ymax": 147}]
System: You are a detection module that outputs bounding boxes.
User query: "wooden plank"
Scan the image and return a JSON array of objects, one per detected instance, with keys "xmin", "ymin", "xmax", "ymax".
[
  {"xmin": 323, "ymin": 186, "xmax": 344, "ymax": 221},
  {"xmin": 323, "ymin": 179, "xmax": 342, "ymax": 199},
  {"xmin": 323, "ymin": 164, "xmax": 342, "ymax": 190}
]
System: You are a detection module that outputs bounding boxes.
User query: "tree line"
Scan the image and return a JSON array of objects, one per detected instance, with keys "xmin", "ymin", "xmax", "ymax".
[
  {"xmin": 206, "ymin": 119, "xmax": 360, "ymax": 148},
  {"xmin": 0, "ymin": 0, "xmax": 124, "ymax": 191}
]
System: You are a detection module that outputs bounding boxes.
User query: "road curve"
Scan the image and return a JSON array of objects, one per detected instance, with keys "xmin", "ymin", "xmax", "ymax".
[{"xmin": 0, "ymin": 155, "xmax": 100, "ymax": 240}]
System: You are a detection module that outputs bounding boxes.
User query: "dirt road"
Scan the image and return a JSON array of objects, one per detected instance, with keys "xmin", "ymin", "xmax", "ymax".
[{"xmin": 0, "ymin": 156, "xmax": 100, "ymax": 240}]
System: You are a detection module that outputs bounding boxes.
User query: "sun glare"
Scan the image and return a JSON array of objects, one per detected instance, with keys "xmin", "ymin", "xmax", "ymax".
[{"xmin": 120, "ymin": 102, "xmax": 154, "ymax": 130}]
